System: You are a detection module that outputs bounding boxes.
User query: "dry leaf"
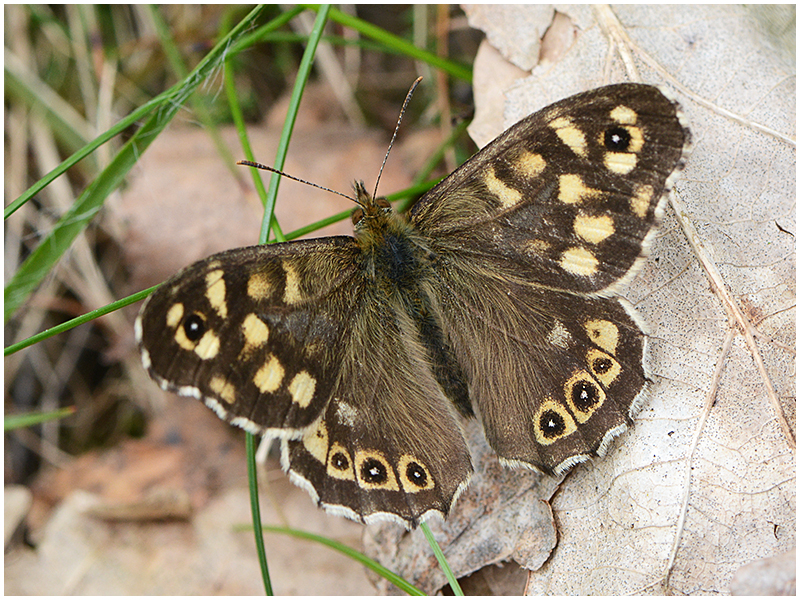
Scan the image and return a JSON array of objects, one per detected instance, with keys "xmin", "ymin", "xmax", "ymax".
[{"xmin": 369, "ymin": 5, "xmax": 795, "ymax": 595}]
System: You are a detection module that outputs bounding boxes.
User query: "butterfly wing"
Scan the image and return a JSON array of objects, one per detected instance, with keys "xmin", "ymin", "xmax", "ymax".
[
  {"xmin": 412, "ymin": 84, "xmax": 687, "ymax": 295},
  {"xmin": 281, "ymin": 290, "xmax": 473, "ymax": 527},
  {"xmin": 137, "ymin": 237, "xmax": 472, "ymax": 526},
  {"xmin": 411, "ymin": 84, "xmax": 689, "ymax": 473},
  {"xmin": 137, "ymin": 238, "xmax": 360, "ymax": 437}
]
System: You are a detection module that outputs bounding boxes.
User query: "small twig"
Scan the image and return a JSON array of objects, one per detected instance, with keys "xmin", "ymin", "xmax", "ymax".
[{"xmin": 661, "ymin": 328, "xmax": 735, "ymax": 591}]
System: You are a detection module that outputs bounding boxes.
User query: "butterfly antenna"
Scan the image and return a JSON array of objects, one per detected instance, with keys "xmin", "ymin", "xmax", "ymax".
[
  {"xmin": 237, "ymin": 160, "xmax": 357, "ymax": 204},
  {"xmin": 372, "ymin": 76, "xmax": 424, "ymax": 201}
]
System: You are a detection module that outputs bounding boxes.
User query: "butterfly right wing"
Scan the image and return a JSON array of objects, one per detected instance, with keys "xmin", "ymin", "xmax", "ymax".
[
  {"xmin": 136, "ymin": 237, "xmax": 363, "ymax": 438},
  {"xmin": 137, "ymin": 236, "xmax": 473, "ymax": 527},
  {"xmin": 408, "ymin": 84, "xmax": 688, "ymax": 474}
]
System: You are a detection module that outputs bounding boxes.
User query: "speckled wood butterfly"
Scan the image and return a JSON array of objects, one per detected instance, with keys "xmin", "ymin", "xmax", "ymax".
[{"xmin": 136, "ymin": 83, "xmax": 690, "ymax": 528}]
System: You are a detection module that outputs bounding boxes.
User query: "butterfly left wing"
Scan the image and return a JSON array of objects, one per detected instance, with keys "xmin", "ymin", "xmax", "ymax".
[
  {"xmin": 410, "ymin": 84, "xmax": 689, "ymax": 474},
  {"xmin": 280, "ymin": 286, "xmax": 473, "ymax": 527}
]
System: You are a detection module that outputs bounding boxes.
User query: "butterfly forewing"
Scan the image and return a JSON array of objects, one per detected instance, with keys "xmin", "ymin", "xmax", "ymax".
[
  {"xmin": 412, "ymin": 84, "xmax": 686, "ymax": 295},
  {"xmin": 137, "ymin": 238, "xmax": 362, "ymax": 436}
]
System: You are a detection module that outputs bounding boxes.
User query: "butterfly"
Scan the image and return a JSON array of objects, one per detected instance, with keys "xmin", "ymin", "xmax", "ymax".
[{"xmin": 136, "ymin": 83, "xmax": 690, "ymax": 528}]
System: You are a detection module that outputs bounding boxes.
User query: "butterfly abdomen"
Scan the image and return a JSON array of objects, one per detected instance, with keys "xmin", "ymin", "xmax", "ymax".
[{"xmin": 357, "ymin": 210, "xmax": 474, "ymax": 418}]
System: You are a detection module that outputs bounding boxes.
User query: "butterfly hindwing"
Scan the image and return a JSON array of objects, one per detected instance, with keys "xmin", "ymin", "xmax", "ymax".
[
  {"xmin": 281, "ymin": 290, "xmax": 472, "ymax": 527},
  {"xmin": 428, "ymin": 266, "xmax": 649, "ymax": 473}
]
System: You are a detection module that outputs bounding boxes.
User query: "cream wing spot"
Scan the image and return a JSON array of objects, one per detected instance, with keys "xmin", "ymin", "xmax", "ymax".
[
  {"xmin": 194, "ymin": 331, "xmax": 220, "ymax": 360},
  {"xmin": 209, "ymin": 375, "xmax": 236, "ymax": 405},
  {"xmin": 626, "ymin": 126, "xmax": 645, "ymax": 153},
  {"xmin": 610, "ymin": 105, "xmax": 638, "ymax": 125},
  {"xmin": 560, "ymin": 247, "xmax": 599, "ymax": 277},
  {"xmin": 549, "ymin": 116, "xmax": 587, "ymax": 157},
  {"xmin": 205, "ymin": 270, "xmax": 227, "ymax": 318},
  {"xmin": 335, "ymin": 401, "xmax": 358, "ymax": 427},
  {"xmin": 631, "ymin": 184, "xmax": 654, "ymax": 218},
  {"xmin": 247, "ymin": 272, "xmax": 273, "ymax": 300},
  {"xmin": 525, "ymin": 239, "xmax": 552, "ymax": 255},
  {"xmin": 574, "ymin": 213, "xmax": 615, "ymax": 244},
  {"xmin": 283, "ymin": 262, "xmax": 303, "ymax": 304},
  {"xmin": 516, "ymin": 150, "xmax": 546, "ymax": 177},
  {"xmin": 302, "ymin": 419, "xmax": 329, "ymax": 464},
  {"xmin": 558, "ymin": 174, "xmax": 602, "ymax": 205},
  {"xmin": 584, "ymin": 319, "xmax": 619, "ymax": 354},
  {"xmin": 605, "ymin": 151, "xmax": 637, "ymax": 174},
  {"xmin": 173, "ymin": 325, "xmax": 196, "ymax": 351},
  {"xmin": 288, "ymin": 371, "xmax": 316, "ymax": 408},
  {"xmin": 547, "ymin": 320, "xmax": 572, "ymax": 350},
  {"xmin": 166, "ymin": 303, "xmax": 184, "ymax": 329},
  {"xmin": 241, "ymin": 313, "xmax": 269, "ymax": 355},
  {"xmin": 484, "ymin": 166, "xmax": 523, "ymax": 208},
  {"xmin": 254, "ymin": 354, "xmax": 284, "ymax": 393}
]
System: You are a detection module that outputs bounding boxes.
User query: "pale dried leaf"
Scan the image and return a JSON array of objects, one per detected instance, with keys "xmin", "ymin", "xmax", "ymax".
[{"xmin": 456, "ymin": 4, "xmax": 794, "ymax": 596}]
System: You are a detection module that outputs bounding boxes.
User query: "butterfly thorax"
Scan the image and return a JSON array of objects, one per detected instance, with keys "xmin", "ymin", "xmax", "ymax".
[
  {"xmin": 348, "ymin": 181, "xmax": 474, "ymax": 418},
  {"xmin": 351, "ymin": 181, "xmax": 433, "ymax": 292}
]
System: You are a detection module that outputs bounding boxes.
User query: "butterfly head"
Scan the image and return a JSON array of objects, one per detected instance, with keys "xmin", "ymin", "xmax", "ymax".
[{"xmin": 350, "ymin": 180, "xmax": 393, "ymax": 232}]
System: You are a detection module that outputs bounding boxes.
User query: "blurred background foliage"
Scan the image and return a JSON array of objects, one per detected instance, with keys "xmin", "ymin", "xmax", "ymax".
[{"xmin": 4, "ymin": 5, "xmax": 483, "ymax": 485}]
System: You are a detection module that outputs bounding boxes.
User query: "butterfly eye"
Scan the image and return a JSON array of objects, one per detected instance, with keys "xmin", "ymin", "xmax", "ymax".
[
  {"xmin": 571, "ymin": 380, "xmax": 601, "ymax": 412},
  {"xmin": 182, "ymin": 313, "xmax": 206, "ymax": 342},
  {"xmin": 375, "ymin": 197, "xmax": 391, "ymax": 209},
  {"xmin": 360, "ymin": 457, "xmax": 389, "ymax": 484},
  {"xmin": 351, "ymin": 207, "xmax": 364, "ymax": 225},
  {"xmin": 604, "ymin": 126, "xmax": 632, "ymax": 151}
]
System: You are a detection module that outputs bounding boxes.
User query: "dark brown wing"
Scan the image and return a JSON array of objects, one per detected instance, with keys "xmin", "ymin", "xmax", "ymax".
[
  {"xmin": 137, "ymin": 236, "xmax": 472, "ymax": 527},
  {"xmin": 410, "ymin": 84, "xmax": 689, "ymax": 473}
]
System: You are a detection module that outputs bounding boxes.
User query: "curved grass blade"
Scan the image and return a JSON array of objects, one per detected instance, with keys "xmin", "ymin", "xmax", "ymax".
[
  {"xmin": 4, "ymin": 406, "xmax": 76, "ymax": 431},
  {"xmin": 3, "ymin": 5, "xmax": 267, "ymax": 322},
  {"xmin": 243, "ymin": 524, "xmax": 426, "ymax": 595},
  {"xmin": 421, "ymin": 522, "xmax": 463, "ymax": 595},
  {"xmin": 318, "ymin": 5, "xmax": 472, "ymax": 83}
]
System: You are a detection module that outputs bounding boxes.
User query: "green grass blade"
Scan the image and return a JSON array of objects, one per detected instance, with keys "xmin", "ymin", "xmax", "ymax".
[
  {"xmin": 246, "ymin": 433, "xmax": 273, "ymax": 595},
  {"xmin": 230, "ymin": 5, "xmax": 305, "ymax": 52},
  {"xmin": 257, "ymin": 4, "xmax": 332, "ymax": 245},
  {"xmin": 4, "ymin": 406, "xmax": 76, "ymax": 431},
  {"xmin": 318, "ymin": 5, "xmax": 472, "ymax": 83},
  {"xmin": 251, "ymin": 525, "xmax": 426, "ymax": 595},
  {"xmin": 4, "ymin": 286, "xmax": 158, "ymax": 356},
  {"xmin": 421, "ymin": 522, "xmax": 463, "ymax": 595},
  {"xmin": 3, "ymin": 5, "xmax": 267, "ymax": 322}
]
